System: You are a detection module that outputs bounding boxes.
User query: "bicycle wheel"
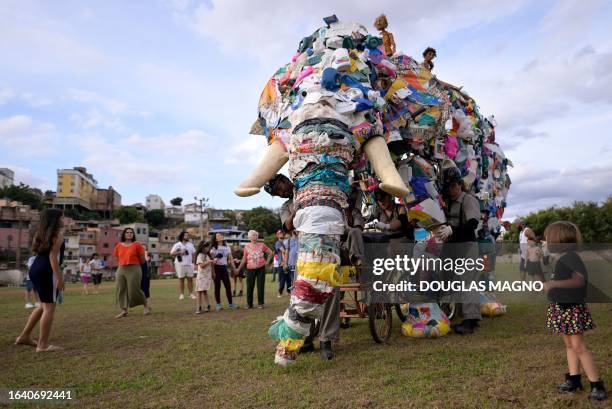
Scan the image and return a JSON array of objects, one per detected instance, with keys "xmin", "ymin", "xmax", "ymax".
[{"xmin": 368, "ymin": 303, "xmax": 393, "ymax": 343}]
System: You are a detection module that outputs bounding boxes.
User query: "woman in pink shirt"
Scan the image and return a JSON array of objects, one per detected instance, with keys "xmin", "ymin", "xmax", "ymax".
[{"xmin": 237, "ymin": 230, "xmax": 273, "ymax": 309}]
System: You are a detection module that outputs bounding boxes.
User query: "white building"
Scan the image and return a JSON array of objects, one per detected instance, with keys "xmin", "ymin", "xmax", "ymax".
[
  {"xmin": 0, "ymin": 168, "xmax": 15, "ymax": 188},
  {"xmin": 145, "ymin": 194, "xmax": 165, "ymax": 210},
  {"xmin": 147, "ymin": 236, "xmax": 161, "ymax": 262},
  {"xmin": 62, "ymin": 232, "xmax": 80, "ymax": 276},
  {"xmin": 164, "ymin": 206, "xmax": 184, "ymax": 219},
  {"xmin": 185, "ymin": 210, "xmax": 208, "ymax": 225},
  {"xmin": 184, "ymin": 203, "xmax": 209, "ymax": 225}
]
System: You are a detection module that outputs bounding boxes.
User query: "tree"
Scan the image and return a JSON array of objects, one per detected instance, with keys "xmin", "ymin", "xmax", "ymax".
[
  {"xmin": 224, "ymin": 210, "xmax": 237, "ymax": 226},
  {"xmin": 504, "ymin": 197, "xmax": 612, "ymax": 243},
  {"xmin": 242, "ymin": 206, "xmax": 280, "ymax": 237},
  {"xmin": 113, "ymin": 206, "xmax": 144, "ymax": 224},
  {"xmin": 170, "ymin": 197, "xmax": 183, "ymax": 206},
  {"xmin": 145, "ymin": 209, "xmax": 166, "ymax": 228},
  {"xmin": 263, "ymin": 233, "xmax": 277, "ymax": 250},
  {"xmin": 0, "ymin": 183, "xmax": 43, "ymax": 210}
]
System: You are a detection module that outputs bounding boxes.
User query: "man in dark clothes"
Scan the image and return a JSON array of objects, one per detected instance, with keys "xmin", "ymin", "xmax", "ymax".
[{"xmin": 435, "ymin": 167, "xmax": 482, "ymax": 335}]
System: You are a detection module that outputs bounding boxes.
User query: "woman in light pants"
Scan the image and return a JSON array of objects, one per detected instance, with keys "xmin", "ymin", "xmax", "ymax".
[{"xmin": 113, "ymin": 228, "xmax": 150, "ymax": 318}]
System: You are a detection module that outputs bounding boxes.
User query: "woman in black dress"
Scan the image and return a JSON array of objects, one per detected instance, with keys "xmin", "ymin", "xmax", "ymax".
[{"xmin": 15, "ymin": 209, "xmax": 66, "ymax": 352}]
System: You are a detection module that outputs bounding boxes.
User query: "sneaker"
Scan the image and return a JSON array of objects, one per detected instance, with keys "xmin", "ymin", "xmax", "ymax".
[
  {"xmin": 206, "ymin": 305, "xmax": 211, "ymax": 312},
  {"xmin": 195, "ymin": 308, "xmax": 203, "ymax": 315},
  {"xmin": 277, "ymin": 294, "xmax": 282, "ymax": 298},
  {"xmin": 257, "ymin": 305, "xmax": 264, "ymax": 309},
  {"xmin": 189, "ymin": 293, "xmax": 196, "ymax": 300},
  {"xmin": 215, "ymin": 303, "xmax": 222, "ymax": 311},
  {"xmin": 247, "ymin": 305, "xmax": 254, "ymax": 309},
  {"xmin": 229, "ymin": 303, "xmax": 239, "ymax": 310},
  {"xmin": 25, "ymin": 303, "xmax": 34, "ymax": 309},
  {"xmin": 179, "ymin": 294, "xmax": 185, "ymax": 300}
]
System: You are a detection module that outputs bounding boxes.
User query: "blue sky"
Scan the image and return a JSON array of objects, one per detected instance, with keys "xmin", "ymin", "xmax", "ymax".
[{"xmin": 1, "ymin": 0, "xmax": 611, "ymax": 218}]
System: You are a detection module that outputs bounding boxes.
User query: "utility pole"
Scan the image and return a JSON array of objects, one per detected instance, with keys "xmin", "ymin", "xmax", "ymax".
[
  {"xmin": 194, "ymin": 196, "xmax": 209, "ymax": 242},
  {"xmin": 15, "ymin": 212, "xmax": 22, "ymax": 270}
]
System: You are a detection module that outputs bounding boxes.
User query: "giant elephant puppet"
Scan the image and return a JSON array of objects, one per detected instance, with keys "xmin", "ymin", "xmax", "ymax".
[{"xmin": 234, "ymin": 17, "xmax": 409, "ymax": 365}]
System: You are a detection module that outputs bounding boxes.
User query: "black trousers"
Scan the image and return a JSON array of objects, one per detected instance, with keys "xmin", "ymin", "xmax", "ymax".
[
  {"xmin": 213, "ymin": 265, "xmax": 233, "ymax": 305},
  {"xmin": 246, "ymin": 266, "xmax": 266, "ymax": 307}
]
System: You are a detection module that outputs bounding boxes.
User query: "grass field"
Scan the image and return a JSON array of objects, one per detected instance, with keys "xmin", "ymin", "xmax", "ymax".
[{"xmin": 1, "ymin": 264, "xmax": 611, "ymax": 409}]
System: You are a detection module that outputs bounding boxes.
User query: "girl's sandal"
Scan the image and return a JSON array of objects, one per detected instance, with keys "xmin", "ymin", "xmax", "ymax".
[
  {"xmin": 115, "ymin": 311, "xmax": 128, "ymax": 319},
  {"xmin": 143, "ymin": 307, "xmax": 152, "ymax": 316}
]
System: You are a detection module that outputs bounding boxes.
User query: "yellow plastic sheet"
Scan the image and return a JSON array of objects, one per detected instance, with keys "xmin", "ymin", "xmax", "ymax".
[
  {"xmin": 297, "ymin": 260, "xmax": 340, "ymax": 286},
  {"xmin": 277, "ymin": 338, "xmax": 305, "ymax": 352},
  {"xmin": 339, "ymin": 265, "xmax": 355, "ymax": 284}
]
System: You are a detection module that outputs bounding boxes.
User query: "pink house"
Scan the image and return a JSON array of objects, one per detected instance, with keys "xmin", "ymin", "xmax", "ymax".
[
  {"xmin": 0, "ymin": 228, "xmax": 30, "ymax": 251},
  {"xmin": 96, "ymin": 227, "xmax": 122, "ymax": 268}
]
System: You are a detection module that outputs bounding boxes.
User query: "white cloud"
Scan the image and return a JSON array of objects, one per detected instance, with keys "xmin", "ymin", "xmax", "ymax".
[
  {"xmin": 75, "ymin": 128, "xmax": 223, "ymax": 192},
  {"xmin": 539, "ymin": 0, "xmax": 606, "ymax": 50},
  {"xmin": 0, "ymin": 164, "xmax": 51, "ymax": 189},
  {"xmin": 65, "ymin": 90, "xmax": 133, "ymax": 131},
  {"xmin": 225, "ymin": 137, "xmax": 268, "ymax": 165},
  {"xmin": 20, "ymin": 92, "xmax": 52, "ymax": 107},
  {"xmin": 125, "ymin": 130, "xmax": 216, "ymax": 153},
  {"xmin": 66, "ymin": 89, "xmax": 128, "ymax": 115},
  {"xmin": 0, "ymin": 115, "xmax": 57, "ymax": 155},
  {"xmin": 504, "ymin": 164, "xmax": 612, "ymax": 218},
  {"xmin": 0, "ymin": 87, "xmax": 52, "ymax": 107},
  {"xmin": 0, "ymin": 1, "xmax": 108, "ymax": 75},
  {"xmin": 0, "ymin": 115, "xmax": 33, "ymax": 135},
  {"xmin": 69, "ymin": 108, "xmax": 125, "ymax": 131},
  {"xmin": 133, "ymin": 61, "xmax": 256, "ymax": 131},
  {"xmin": 175, "ymin": 0, "xmax": 527, "ymax": 67}
]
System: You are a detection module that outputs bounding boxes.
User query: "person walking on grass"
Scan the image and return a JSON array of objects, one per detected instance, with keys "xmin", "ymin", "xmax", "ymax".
[
  {"xmin": 272, "ymin": 230, "xmax": 285, "ymax": 283},
  {"xmin": 525, "ymin": 233, "xmax": 544, "ymax": 282},
  {"xmin": 231, "ymin": 243, "xmax": 245, "ymax": 297},
  {"xmin": 113, "ymin": 228, "xmax": 151, "ymax": 318},
  {"xmin": 140, "ymin": 250, "xmax": 152, "ymax": 308},
  {"xmin": 171, "ymin": 231, "xmax": 196, "ymax": 300},
  {"xmin": 90, "ymin": 253, "xmax": 103, "ymax": 294},
  {"xmin": 518, "ymin": 220, "xmax": 534, "ymax": 281},
  {"xmin": 24, "ymin": 254, "xmax": 39, "ymax": 309},
  {"xmin": 195, "ymin": 241, "xmax": 213, "ymax": 314},
  {"xmin": 543, "ymin": 221, "xmax": 607, "ymax": 401},
  {"xmin": 15, "ymin": 209, "xmax": 66, "ymax": 352},
  {"xmin": 79, "ymin": 257, "xmax": 92, "ymax": 295},
  {"xmin": 210, "ymin": 233, "xmax": 238, "ymax": 311},
  {"xmin": 278, "ymin": 231, "xmax": 296, "ymax": 297},
  {"xmin": 236, "ymin": 230, "xmax": 273, "ymax": 309}
]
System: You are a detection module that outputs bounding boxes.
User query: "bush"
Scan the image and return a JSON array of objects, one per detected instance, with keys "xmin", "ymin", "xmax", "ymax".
[{"xmin": 506, "ymin": 197, "xmax": 612, "ymax": 243}]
